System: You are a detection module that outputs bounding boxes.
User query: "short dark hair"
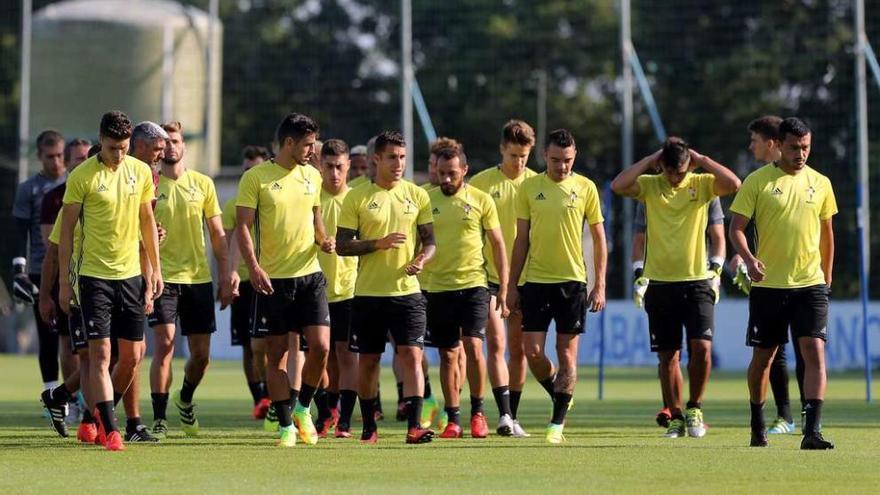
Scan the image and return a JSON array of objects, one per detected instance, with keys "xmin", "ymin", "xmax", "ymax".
[
  {"xmin": 241, "ymin": 145, "xmax": 271, "ymax": 161},
  {"xmin": 35, "ymin": 130, "xmax": 64, "ymax": 154},
  {"xmin": 99, "ymin": 111, "xmax": 133, "ymax": 140},
  {"xmin": 660, "ymin": 137, "xmax": 690, "ymax": 169},
  {"xmin": 747, "ymin": 115, "xmax": 782, "ymax": 141},
  {"xmin": 321, "ymin": 139, "xmax": 349, "ymax": 157},
  {"xmin": 778, "ymin": 117, "xmax": 811, "ymax": 141},
  {"xmin": 374, "ymin": 131, "xmax": 406, "ymax": 154},
  {"xmin": 275, "ymin": 113, "xmax": 319, "ymax": 145},
  {"xmin": 87, "ymin": 144, "xmax": 102, "ymax": 158},
  {"xmin": 435, "ymin": 145, "xmax": 468, "ymax": 166},
  {"xmin": 429, "ymin": 137, "xmax": 460, "ymax": 157},
  {"xmin": 502, "ymin": 120, "xmax": 536, "ymax": 147},
  {"xmin": 64, "ymin": 138, "xmax": 91, "ymax": 161},
  {"xmin": 544, "ymin": 129, "xmax": 576, "ymax": 150}
]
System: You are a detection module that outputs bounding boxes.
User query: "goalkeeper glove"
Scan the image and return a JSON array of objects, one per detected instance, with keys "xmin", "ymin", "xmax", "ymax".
[
  {"xmin": 709, "ymin": 258, "xmax": 723, "ymax": 305},
  {"xmin": 12, "ymin": 257, "xmax": 38, "ymax": 305},
  {"xmin": 632, "ymin": 262, "xmax": 648, "ymax": 308},
  {"xmin": 733, "ymin": 261, "xmax": 752, "ymax": 295}
]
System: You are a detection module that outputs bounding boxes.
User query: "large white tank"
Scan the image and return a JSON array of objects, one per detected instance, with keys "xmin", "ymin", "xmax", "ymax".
[{"xmin": 29, "ymin": 0, "xmax": 222, "ymax": 174}]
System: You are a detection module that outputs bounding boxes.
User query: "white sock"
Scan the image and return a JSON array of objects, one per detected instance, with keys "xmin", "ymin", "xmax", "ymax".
[{"xmin": 44, "ymin": 380, "xmax": 59, "ymax": 391}]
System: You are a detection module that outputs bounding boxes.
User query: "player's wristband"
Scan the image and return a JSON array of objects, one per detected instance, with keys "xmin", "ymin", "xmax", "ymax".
[{"xmin": 12, "ymin": 257, "xmax": 26, "ymax": 276}]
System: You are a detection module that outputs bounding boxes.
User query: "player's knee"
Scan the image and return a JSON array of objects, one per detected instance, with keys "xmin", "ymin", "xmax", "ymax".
[{"xmin": 524, "ymin": 345, "xmax": 544, "ymax": 363}]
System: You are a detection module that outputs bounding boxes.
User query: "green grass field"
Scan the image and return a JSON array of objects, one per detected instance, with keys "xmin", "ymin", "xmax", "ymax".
[{"xmin": 0, "ymin": 355, "xmax": 878, "ymax": 494}]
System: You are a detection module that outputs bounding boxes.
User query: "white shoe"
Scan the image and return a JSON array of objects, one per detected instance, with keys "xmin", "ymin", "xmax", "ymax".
[
  {"xmin": 496, "ymin": 414, "xmax": 514, "ymax": 436},
  {"xmin": 511, "ymin": 420, "xmax": 531, "ymax": 438},
  {"xmin": 66, "ymin": 400, "xmax": 82, "ymax": 426}
]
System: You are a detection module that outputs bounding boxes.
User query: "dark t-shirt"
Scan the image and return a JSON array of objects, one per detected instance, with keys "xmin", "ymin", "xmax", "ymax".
[
  {"xmin": 13, "ymin": 172, "xmax": 66, "ymax": 274},
  {"xmin": 40, "ymin": 183, "xmax": 67, "ymax": 225}
]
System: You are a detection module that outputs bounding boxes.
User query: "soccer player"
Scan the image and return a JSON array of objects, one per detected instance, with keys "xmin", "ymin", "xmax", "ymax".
[
  {"xmin": 223, "ymin": 145, "xmax": 272, "ymax": 420},
  {"xmin": 349, "ymin": 145, "xmax": 369, "ymax": 181},
  {"xmin": 348, "ymin": 137, "xmax": 376, "ymax": 189},
  {"xmin": 336, "ymin": 130, "xmax": 436, "ymax": 444},
  {"xmin": 147, "ymin": 121, "xmax": 233, "ymax": 438},
  {"xmin": 235, "ymin": 113, "xmax": 334, "ymax": 448},
  {"xmin": 58, "ymin": 111, "xmax": 163, "ymax": 451},
  {"xmin": 313, "ymin": 139, "xmax": 359, "ymax": 438},
  {"xmin": 734, "ymin": 116, "xmax": 805, "ymax": 435},
  {"xmin": 13, "ymin": 130, "xmax": 67, "ymax": 397},
  {"xmin": 506, "ymin": 129, "xmax": 606, "ymax": 444},
  {"xmin": 470, "ymin": 119, "xmax": 537, "ymax": 437},
  {"xmin": 422, "ymin": 145, "xmax": 509, "ymax": 439},
  {"xmin": 729, "ymin": 117, "xmax": 836, "ymax": 450},
  {"xmin": 613, "ymin": 137, "xmax": 741, "ymax": 438}
]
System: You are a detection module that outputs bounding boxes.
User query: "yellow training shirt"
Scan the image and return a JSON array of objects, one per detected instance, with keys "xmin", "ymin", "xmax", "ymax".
[
  {"xmin": 154, "ymin": 170, "xmax": 222, "ymax": 284},
  {"xmin": 338, "ymin": 180, "xmax": 432, "ymax": 297},
  {"xmin": 48, "ymin": 212, "xmax": 82, "ymax": 303},
  {"xmin": 348, "ymin": 175, "xmax": 369, "ymax": 189},
  {"xmin": 470, "ymin": 166, "xmax": 537, "ymax": 285},
  {"xmin": 637, "ymin": 172, "xmax": 717, "ymax": 282},
  {"xmin": 318, "ymin": 187, "xmax": 357, "ymax": 302},
  {"xmin": 236, "ymin": 161, "xmax": 322, "ymax": 279},
  {"xmin": 422, "ymin": 184, "xmax": 500, "ymax": 292},
  {"xmin": 730, "ymin": 164, "xmax": 837, "ymax": 288},
  {"xmin": 62, "ymin": 155, "xmax": 154, "ymax": 280},
  {"xmin": 515, "ymin": 172, "xmax": 603, "ymax": 284}
]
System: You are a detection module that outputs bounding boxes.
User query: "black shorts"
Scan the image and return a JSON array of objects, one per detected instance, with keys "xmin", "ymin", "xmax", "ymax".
[
  {"xmin": 263, "ymin": 273, "xmax": 330, "ymax": 335},
  {"xmin": 148, "ymin": 282, "xmax": 216, "ymax": 335},
  {"xmin": 746, "ymin": 284, "xmax": 829, "ymax": 348},
  {"xmin": 349, "ymin": 294, "xmax": 426, "ymax": 354},
  {"xmin": 487, "ymin": 282, "xmax": 500, "ymax": 298},
  {"xmin": 425, "ymin": 287, "xmax": 489, "ymax": 348},
  {"xmin": 520, "ymin": 281, "xmax": 587, "ymax": 334},
  {"xmin": 329, "ymin": 299, "xmax": 353, "ymax": 343},
  {"xmin": 79, "ymin": 275, "xmax": 145, "ymax": 342},
  {"xmin": 230, "ymin": 280, "xmax": 265, "ymax": 345},
  {"xmin": 644, "ymin": 280, "xmax": 715, "ymax": 352},
  {"xmin": 67, "ymin": 306, "xmax": 88, "ymax": 353}
]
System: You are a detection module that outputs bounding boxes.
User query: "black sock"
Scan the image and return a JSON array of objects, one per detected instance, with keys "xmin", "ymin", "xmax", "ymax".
[
  {"xmin": 492, "ymin": 386, "xmax": 512, "ymax": 417},
  {"xmin": 551, "ymin": 392, "xmax": 572, "ymax": 425},
  {"xmin": 82, "ymin": 408, "xmax": 95, "ymax": 424},
  {"xmin": 247, "ymin": 381, "xmax": 263, "ymax": 405},
  {"xmin": 671, "ymin": 412, "xmax": 685, "ymax": 421},
  {"xmin": 327, "ymin": 391, "xmax": 340, "ymax": 410},
  {"xmin": 445, "ymin": 406, "xmax": 461, "ymax": 426},
  {"xmin": 96, "ymin": 400, "xmax": 118, "ymax": 433},
  {"xmin": 510, "ymin": 390, "xmax": 523, "ymax": 419},
  {"xmin": 113, "ymin": 392, "xmax": 122, "ymax": 407},
  {"xmin": 260, "ymin": 381, "xmax": 269, "ymax": 399},
  {"xmin": 298, "ymin": 383, "xmax": 316, "ymax": 410},
  {"xmin": 288, "ymin": 389, "xmax": 299, "ymax": 409},
  {"xmin": 273, "ymin": 401, "xmax": 293, "ymax": 428},
  {"xmin": 360, "ymin": 396, "xmax": 377, "ymax": 432},
  {"xmin": 539, "ymin": 376, "xmax": 555, "ymax": 399},
  {"xmin": 339, "ymin": 390, "xmax": 357, "ymax": 428},
  {"xmin": 424, "ymin": 377, "xmax": 433, "ymax": 398},
  {"xmin": 405, "ymin": 396, "xmax": 423, "ymax": 429},
  {"xmin": 151, "ymin": 393, "xmax": 169, "ymax": 421},
  {"xmin": 778, "ymin": 402, "xmax": 793, "ymax": 424},
  {"xmin": 314, "ymin": 388, "xmax": 329, "ymax": 417},
  {"xmin": 470, "ymin": 396, "xmax": 484, "ymax": 417},
  {"xmin": 396, "ymin": 382, "xmax": 404, "ymax": 403},
  {"xmin": 51, "ymin": 385, "xmax": 73, "ymax": 403},
  {"xmin": 750, "ymin": 401, "xmax": 765, "ymax": 431},
  {"xmin": 686, "ymin": 400, "xmax": 702, "ymax": 410},
  {"xmin": 125, "ymin": 416, "xmax": 142, "ymax": 433},
  {"xmin": 180, "ymin": 378, "xmax": 197, "ymax": 404},
  {"xmin": 803, "ymin": 399, "xmax": 823, "ymax": 435}
]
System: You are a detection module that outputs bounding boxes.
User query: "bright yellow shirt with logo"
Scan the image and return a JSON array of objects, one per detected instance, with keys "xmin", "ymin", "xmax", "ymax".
[
  {"xmin": 730, "ymin": 164, "xmax": 837, "ymax": 288},
  {"xmin": 235, "ymin": 161, "xmax": 322, "ymax": 279},
  {"xmin": 154, "ymin": 170, "xmax": 222, "ymax": 284},
  {"xmin": 470, "ymin": 166, "xmax": 537, "ymax": 285},
  {"xmin": 62, "ymin": 155, "xmax": 154, "ymax": 280},
  {"xmin": 319, "ymin": 187, "xmax": 357, "ymax": 302},
  {"xmin": 348, "ymin": 175, "xmax": 369, "ymax": 189},
  {"xmin": 422, "ymin": 185, "xmax": 500, "ymax": 292},
  {"xmin": 338, "ymin": 180, "xmax": 433, "ymax": 297},
  {"xmin": 515, "ymin": 172, "xmax": 603, "ymax": 284},
  {"xmin": 221, "ymin": 196, "xmax": 251, "ymax": 282},
  {"xmin": 637, "ymin": 172, "xmax": 716, "ymax": 282}
]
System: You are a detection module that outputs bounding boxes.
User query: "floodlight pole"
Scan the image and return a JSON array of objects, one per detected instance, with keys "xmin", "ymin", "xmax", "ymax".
[
  {"xmin": 854, "ymin": 0, "xmax": 872, "ymax": 403},
  {"xmin": 401, "ymin": 0, "xmax": 414, "ymax": 180},
  {"xmin": 206, "ymin": 0, "xmax": 219, "ymax": 173},
  {"xmin": 536, "ymin": 69, "xmax": 547, "ymax": 166},
  {"xmin": 18, "ymin": 0, "xmax": 32, "ymax": 182},
  {"xmin": 621, "ymin": 0, "xmax": 634, "ymax": 298}
]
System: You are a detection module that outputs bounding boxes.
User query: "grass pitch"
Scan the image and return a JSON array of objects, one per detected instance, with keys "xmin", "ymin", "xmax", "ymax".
[{"xmin": 0, "ymin": 355, "xmax": 878, "ymax": 494}]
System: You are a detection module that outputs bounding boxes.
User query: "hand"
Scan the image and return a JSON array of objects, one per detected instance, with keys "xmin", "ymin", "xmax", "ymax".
[
  {"xmin": 648, "ymin": 149, "xmax": 663, "ymax": 172},
  {"xmin": 745, "ymin": 257, "xmax": 766, "ymax": 283},
  {"xmin": 151, "ymin": 273, "xmax": 164, "ymax": 301},
  {"xmin": 376, "ymin": 232, "xmax": 407, "ymax": 250},
  {"xmin": 633, "ymin": 276, "xmax": 649, "ymax": 308},
  {"xmin": 506, "ymin": 285, "xmax": 520, "ymax": 313},
  {"xmin": 39, "ymin": 294, "xmax": 56, "ymax": 325},
  {"xmin": 495, "ymin": 288, "xmax": 510, "ymax": 318},
  {"xmin": 144, "ymin": 283, "xmax": 154, "ymax": 315},
  {"xmin": 218, "ymin": 274, "xmax": 235, "ymax": 310},
  {"xmin": 688, "ymin": 149, "xmax": 704, "ymax": 171},
  {"xmin": 230, "ymin": 271, "xmax": 241, "ymax": 299},
  {"xmin": 404, "ymin": 255, "xmax": 425, "ymax": 276},
  {"xmin": 157, "ymin": 223, "xmax": 167, "ymax": 244},
  {"xmin": 319, "ymin": 236, "xmax": 336, "ymax": 254},
  {"xmin": 588, "ymin": 285, "xmax": 606, "ymax": 313},
  {"xmin": 249, "ymin": 264, "xmax": 273, "ymax": 295},
  {"xmin": 58, "ymin": 283, "xmax": 73, "ymax": 315}
]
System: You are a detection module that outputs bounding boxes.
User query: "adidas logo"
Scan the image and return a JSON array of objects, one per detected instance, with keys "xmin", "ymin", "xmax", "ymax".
[
  {"xmin": 367, "ymin": 201, "xmax": 379, "ymax": 210},
  {"xmin": 492, "ymin": 190, "xmax": 502, "ymax": 199},
  {"xmin": 270, "ymin": 182, "xmax": 282, "ymax": 191},
  {"xmin": 770, "ymin": 187, "xmax": 783, "ymax": 195},
  {"xmin": 536, "ymin": 192, "xmax": 546, "ymax": 200},
  {"xmin": 157, "ymin": 192, "xmax": 168, "ymax": 201},
  {"xmin": 432, "ymin": 207, "xmax": 440, "ymax": 214},
  {"xmin": 96, "ymin": 184, "xmax": 108, "ymax": 192},
  {"xmin": 702, "ymin": 328, "xmax": 713, "ymax": 337}
]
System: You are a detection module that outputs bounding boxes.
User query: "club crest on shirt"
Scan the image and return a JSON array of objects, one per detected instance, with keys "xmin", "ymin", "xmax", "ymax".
[
  {"xmin": 687, "ymin": 187, "xmax": 697, "ymax": 201},
  {"xmin": 403, "ymin": 197, "xmax": 416, "ymax": 215},
  {"xmin": 805, "ymin": 186, "xmax": 816, "ymax": 204},
  {"xmin": 303, "ymin": 178, "xmax": 316, "ymax": 195},
  {"xmin": 567, "ymin": 190, "xmax": 579, "ymax": 208}
]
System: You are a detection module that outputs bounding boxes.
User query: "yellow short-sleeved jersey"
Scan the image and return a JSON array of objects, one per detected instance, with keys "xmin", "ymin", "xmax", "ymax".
[{"xmin": 318, "ymin": 187, "xmax": 357, "ymax": 303}]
